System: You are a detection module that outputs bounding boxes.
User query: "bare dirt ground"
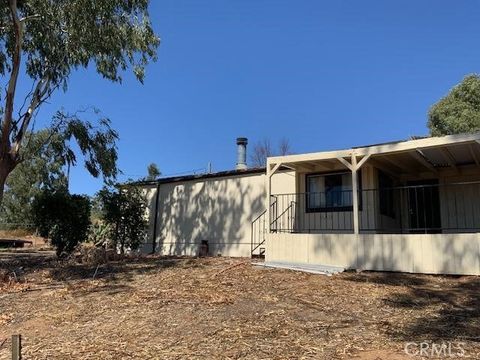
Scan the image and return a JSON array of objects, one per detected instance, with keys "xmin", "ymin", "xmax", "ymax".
[{"xmin": 0, "ymin": 253, "xmax": 480, "ymax": 359}]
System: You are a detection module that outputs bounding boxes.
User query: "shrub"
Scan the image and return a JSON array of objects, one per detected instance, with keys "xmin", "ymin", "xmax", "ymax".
[
  {"xmin": 97, "ymin": 186, "xmax": 147, "ymax": 254},
  {"xmin": 88, "ymin": 221, "xmax": 113, "ymax": 248},
  {"xmin": 32, "ymin": 191, "xmax": 91, "ymax": 257}
]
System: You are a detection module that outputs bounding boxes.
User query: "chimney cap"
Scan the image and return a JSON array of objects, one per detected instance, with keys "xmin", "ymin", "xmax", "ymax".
[{"xmin": 236, "ymin": 137, "xmax": 248, "ymax": 145}]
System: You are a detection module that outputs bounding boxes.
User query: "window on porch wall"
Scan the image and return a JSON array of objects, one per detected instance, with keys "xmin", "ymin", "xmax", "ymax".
[{"xmin": 306, "ymin": 171, "xmax": 361, "ymax": 212}]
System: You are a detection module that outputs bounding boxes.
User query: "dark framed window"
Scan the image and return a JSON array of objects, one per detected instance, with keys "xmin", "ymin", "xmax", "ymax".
[
  {"xmin": 378, "ymin": 170, "xmax": 395, "ymax": 218},
  {"xmin": 306, "ymin": 171, "xmax": 361, "ymax": 212}
]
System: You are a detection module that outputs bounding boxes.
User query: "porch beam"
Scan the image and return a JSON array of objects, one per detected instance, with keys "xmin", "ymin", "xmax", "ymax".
[
  {"xmin": 279, "ymin": 163, "xmax": 297, "ymax": 171},
  {"xmin": 380, "ymin": 154, "xmax": 412, "ymax": 173},
  {"xmin": 316, "ymin": 160, "xmax": 336, "ymax": 170},
  {"xmin": 292, "ymin": 163, "xmax": 316, "ymax": 172},
  {"xmin": 368, "ymin": 158, "xmax": 398, "ymax": 178},
  {"xmin": 439, "ymin": 147, "xmax": 458, "ymax": 170},
  {"xmin": 356, "ymin": 154, "xmax": 371, "ymax": 169},
  {"xmin": 469, "ymin": 144, "xmax": 480, "ymax": 167},
  {"xmin": 268, "ymin": 162, "xmax": 282, "ymax": 177},
  {"xmin": 408, "ymin": 150, "xmax": 437, "ymax": 173},
  {"xmin": 287, "ymin": 160, "xmax": 336, "ymax": 173},
  {"xmin": 337, "ymin": 157, "xmax": 353, "ymax": 171}
]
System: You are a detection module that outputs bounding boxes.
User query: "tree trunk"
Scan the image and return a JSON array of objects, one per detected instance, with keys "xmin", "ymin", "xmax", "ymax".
[
  {"xmin": 0, "ymin": 173, "xmax": 6, "ymax": 205},
  {"xmin": 0, "ymin": 156, "xmax": 16, "ymax": 205}
]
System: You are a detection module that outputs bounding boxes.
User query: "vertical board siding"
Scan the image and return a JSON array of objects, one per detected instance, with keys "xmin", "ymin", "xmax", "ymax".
[{"xmin": 266, "ymin": 232, "xmax": 480, "ymax": 275}]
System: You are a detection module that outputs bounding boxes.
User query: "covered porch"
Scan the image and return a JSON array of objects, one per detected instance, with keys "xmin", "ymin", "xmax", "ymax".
[
  {"xmin": 264, "ymin": 132, "xmax": 480, "ymax": 275},
  {"xmin": 267, "ymin": 132, "xmax": 480, "ymax": 235}
]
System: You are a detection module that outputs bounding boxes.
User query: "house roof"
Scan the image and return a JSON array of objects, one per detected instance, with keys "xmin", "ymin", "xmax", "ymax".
[
  {"xmin": 129, "ymin": 167, "xmax": 267, "ymax": 187},
  {"xmin": 130, "ymin": 132, "xmax": 480, "ymax": 187},
  {"xmin": 351, "ymin": 135, "xmax": 428, "ymax": 149}
]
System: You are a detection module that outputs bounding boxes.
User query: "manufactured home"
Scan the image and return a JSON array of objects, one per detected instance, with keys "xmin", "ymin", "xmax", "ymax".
[
  {"xmin": 139, "ymin": 133, "xmax": 480, "ymax": 275},
  {"xmin": 138, "ymin": 138, "xmax": 295, "ymax": 257}
]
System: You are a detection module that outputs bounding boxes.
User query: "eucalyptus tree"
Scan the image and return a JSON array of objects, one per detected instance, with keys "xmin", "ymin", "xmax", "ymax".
[
  {"xmin": 0, "ymin": 0, "xmax": 159, "ymax": 202},
  {"xmin": 428, "ymin": 74, "xmax": 480, "ymax": 136}
]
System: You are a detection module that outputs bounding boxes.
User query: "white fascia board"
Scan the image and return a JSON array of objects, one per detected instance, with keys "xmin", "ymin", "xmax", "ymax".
[{"xmin": 267, "ymin": 149, "xmax": 353, "ymax": 165}]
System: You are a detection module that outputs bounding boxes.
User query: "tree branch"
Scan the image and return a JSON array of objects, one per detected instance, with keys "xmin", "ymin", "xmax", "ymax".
[
  {"xmin": 13, "ymin": 76, "xmax": 52, "ymax": 155},
  {"xmin": 16, "ymin": 81, "xmax": 36, "ymax": 122},
  {"xmin": 19, "ymin": 14, "xmax": 40, "ymax": 23}
]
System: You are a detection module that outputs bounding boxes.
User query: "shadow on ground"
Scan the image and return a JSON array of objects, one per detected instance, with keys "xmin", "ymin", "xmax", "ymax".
[
  {"xmin": 345, "ymin": 271, "xmax": 480, "ymax": 342},
  {"xmin": 343, "ymin": 271, "xmax": 429, "ymax": 287},
  {"xmin": 48, "ymin": 257, "xmax": 186, "ymax": 281},
  {"xmin": 0, "ymin": 250, "xmax": 204, "ymax": 293}
]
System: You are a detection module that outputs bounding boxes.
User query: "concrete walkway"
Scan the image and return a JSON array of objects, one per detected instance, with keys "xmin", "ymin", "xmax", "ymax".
[{"xmin": 253, "ymin": 261, "xmax": 344, "ymax": 276}]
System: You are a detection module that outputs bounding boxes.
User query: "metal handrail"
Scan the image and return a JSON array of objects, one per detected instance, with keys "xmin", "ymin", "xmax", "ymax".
[
  {"xmin": 269, "ymin": 181, "xmax": 480, "ymax": 234},
  {"xmin": 270, "ymin": 200, "xmax": 296, "ymax": 227},
  {"xmin": 251, "ymin": 209, "xmax": 267, "ymax": 256},
  {"xmin": 251, "ymin": 209, "xmax": 266, "ymax": 224}
]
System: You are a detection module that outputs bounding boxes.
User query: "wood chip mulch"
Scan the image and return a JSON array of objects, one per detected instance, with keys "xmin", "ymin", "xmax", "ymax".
[{"xmin": 1, "ymin": 253, "xmax": 480, "ymax": 359}]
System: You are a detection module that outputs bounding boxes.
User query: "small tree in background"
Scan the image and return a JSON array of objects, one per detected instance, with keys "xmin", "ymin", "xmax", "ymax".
[
  {"xmin": 428, "ymin": 74, "xmax": 480, "ymax": 136},
  {"xmin": 146, "ymin": 163, "xmax": 161, "ymax": 181},
  {"xmin": 97, "ymin": 187, "xmax": 147, "ymax": 254},
  {"xmin": 250, "ymin": 137, "xmax": 292, "ymax": 167},
  {"xmin": 32, "ymin": 191, "xmax": 91, "ymax": 257}
]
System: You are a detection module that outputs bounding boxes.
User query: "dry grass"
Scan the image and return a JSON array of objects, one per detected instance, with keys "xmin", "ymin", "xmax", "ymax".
[
  {"xmin": 0, "ymin": 229, "xmax": 34, "ymax": 238},
  {"xmin": 0, "ymin": 254, "xmax": 480, "ymax": 359}
]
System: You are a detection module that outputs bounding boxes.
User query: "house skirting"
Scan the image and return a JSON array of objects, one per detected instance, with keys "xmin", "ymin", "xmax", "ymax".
[
  {"xmin": 156, "ymin": 241, "xmax": 252, "ymax": 258},
  {"xmin": 266, "ymin": 232, "xmax": 480, "ymax": 275}
]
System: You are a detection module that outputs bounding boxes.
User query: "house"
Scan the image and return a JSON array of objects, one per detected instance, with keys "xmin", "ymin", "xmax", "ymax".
[
  {"xmin": 266, "ymin": 132, "xmax": 480, "ymax": 275},
  {"xmin": 139, "ymin": 132, "xmax": 480, "ymax": 275},
  {"xmin": 137, "ymin": 138, "xmax": 294, "ymax": 257}
]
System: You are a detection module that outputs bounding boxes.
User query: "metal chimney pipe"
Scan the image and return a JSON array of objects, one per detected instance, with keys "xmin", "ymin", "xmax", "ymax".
[{"xmin": 236, "ymin": 137, "xmax": 248, "ymax": 170}]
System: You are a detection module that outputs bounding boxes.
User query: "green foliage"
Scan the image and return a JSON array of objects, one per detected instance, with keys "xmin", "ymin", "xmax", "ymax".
[
  {"xmin": 88, "ymin": 221, "xmax": 113, "ymax": 248},
  {"xmin": 0, "ymin": 0, "xmax": 159, "ymax": 204},
  {"xmin": 0, "ymin": 110, "xmax": 118, "ymax": 226},
  {"xmin": 0, "ymin": 130, "xmax": 67, "ymax": 226},
  {"xmin": 0, "ymin": 0, "xmax": 159, "ymax": 88},
  {"xmin": 428, "ymin": 74, "xmax": 480, "ymax": 136},
  {"xmin": 146, "ymin": 162, "xmax": 161, "ymax": 180},
  {"xmin": 32, "ymin": 191, "xmax": 91, "ymax": 257},
  {"xmin": 50, "ymin": 109, "xmax": 119, "ymax": 181},
  {"xmin": 97, "ymin": 186, "xmax": 147, "ymax": 253}
]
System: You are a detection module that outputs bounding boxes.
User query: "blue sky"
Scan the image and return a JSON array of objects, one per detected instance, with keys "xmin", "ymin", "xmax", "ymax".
[{"xmin": 28, "ymin": 0, "xmax": 480, "ymax": 195}]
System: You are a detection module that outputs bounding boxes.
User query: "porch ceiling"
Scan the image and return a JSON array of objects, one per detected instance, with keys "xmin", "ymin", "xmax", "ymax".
[{"xmin": 268, "ymin": 132, "xmax": 480, "ymax": 174}]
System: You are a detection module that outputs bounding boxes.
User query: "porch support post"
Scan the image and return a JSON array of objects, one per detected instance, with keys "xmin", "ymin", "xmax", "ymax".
[
  {"xmin": 266, "ymin": 162, "xmax": 282, "ymax": 233},
  {"xmin": 337, "ymin": 153, "xmax": 370, "ymax": 235},
  {"xmin": 351, "ymin": 153, "xmax": 360, "ymax": 235}
]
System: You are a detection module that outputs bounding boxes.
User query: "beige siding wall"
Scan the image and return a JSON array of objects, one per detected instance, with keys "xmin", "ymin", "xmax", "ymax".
[
  {"xmin": 266, "ymin": 232, "xmax": 480, "ymax": 275},
  {"xmin": 438, "ymin": 171, "xmax": 480, "ymax": 232},
  {"xmin": 141, "ymin": 170, "xmax": 295, "ymax": 257},
  {"xmin": 142, "ymin": 185, "xmax": 159, "ymax": 252}
]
